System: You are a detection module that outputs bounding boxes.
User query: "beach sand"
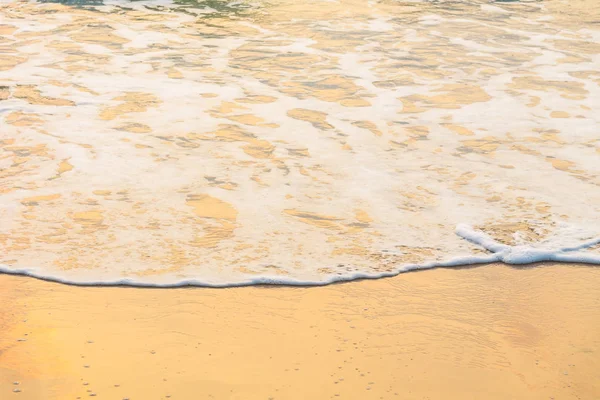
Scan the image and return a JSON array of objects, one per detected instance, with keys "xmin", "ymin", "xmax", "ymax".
[{"xmin": 1, "ymin": 263, "xmax": 599, "ymax": 399}]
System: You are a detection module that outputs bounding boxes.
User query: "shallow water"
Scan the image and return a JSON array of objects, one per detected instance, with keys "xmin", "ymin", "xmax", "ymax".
[{"xmin": 1, "ymin": 0, "xmax": 599, "ymax": 285}]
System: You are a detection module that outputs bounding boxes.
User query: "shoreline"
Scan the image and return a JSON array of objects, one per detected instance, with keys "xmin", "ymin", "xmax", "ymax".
[
  {"xmin": 2, "ymin": 263, "xmax": 599, "ymax": 399},
  {"xmin": 0, "ymin": 260, "xmax": 581, "ymax": 289}
]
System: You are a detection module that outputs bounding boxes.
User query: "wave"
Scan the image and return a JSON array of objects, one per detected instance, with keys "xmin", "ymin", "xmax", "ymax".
[
  {"xmin": 2, "ymin": 225, "xmax": 599, "ymax": 288},
  {"xmin": 2, "ymin": 0, "xmax": 599, "ymax": 287}
]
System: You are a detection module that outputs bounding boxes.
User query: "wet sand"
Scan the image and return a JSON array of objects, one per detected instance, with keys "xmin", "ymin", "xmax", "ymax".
[{"xmin": 1, "ymin": 263, "xmax": 599, "ymax": 399}]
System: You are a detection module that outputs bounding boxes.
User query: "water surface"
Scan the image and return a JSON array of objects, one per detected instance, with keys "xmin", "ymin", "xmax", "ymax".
[{"xmin": 1, "ymin": 0, "xmax": 599, "ymax": 285}]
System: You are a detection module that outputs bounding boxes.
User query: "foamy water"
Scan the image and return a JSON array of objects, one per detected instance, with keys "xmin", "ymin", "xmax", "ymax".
[{"xmin": 1, "ymin": 0, "xmax": 599, "ymax": 286}]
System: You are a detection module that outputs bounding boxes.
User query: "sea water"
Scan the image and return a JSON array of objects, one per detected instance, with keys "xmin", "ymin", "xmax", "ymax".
[{"xmin": 1, "ymin": 0, "xmax": 599, "ymax": 286}]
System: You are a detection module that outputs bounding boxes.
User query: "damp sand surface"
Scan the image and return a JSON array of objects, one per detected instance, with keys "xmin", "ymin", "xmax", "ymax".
[{"xmin": 1, "ymin": 263, "xmax": 599, "ymax": 399}]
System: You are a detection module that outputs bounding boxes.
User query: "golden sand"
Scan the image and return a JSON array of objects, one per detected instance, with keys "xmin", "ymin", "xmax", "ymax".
[{"xmin": 1, "ymin": 263, "xmax": 599, "ymax": 399}]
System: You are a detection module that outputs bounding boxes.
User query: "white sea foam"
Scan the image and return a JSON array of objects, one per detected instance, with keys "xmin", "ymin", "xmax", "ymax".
[
  {"xmin": 1, "ymin": 225, "xmax": 598, "ymax": 287},
  {"xmin": 1, "ymin": 0, "xmax": 599, "ymax": 287}
]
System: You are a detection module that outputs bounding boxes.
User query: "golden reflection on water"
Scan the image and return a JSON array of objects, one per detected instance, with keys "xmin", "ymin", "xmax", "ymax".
[{"xmin": 0, "ymin": 0, "xmax": 599, "ymax": 284}]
